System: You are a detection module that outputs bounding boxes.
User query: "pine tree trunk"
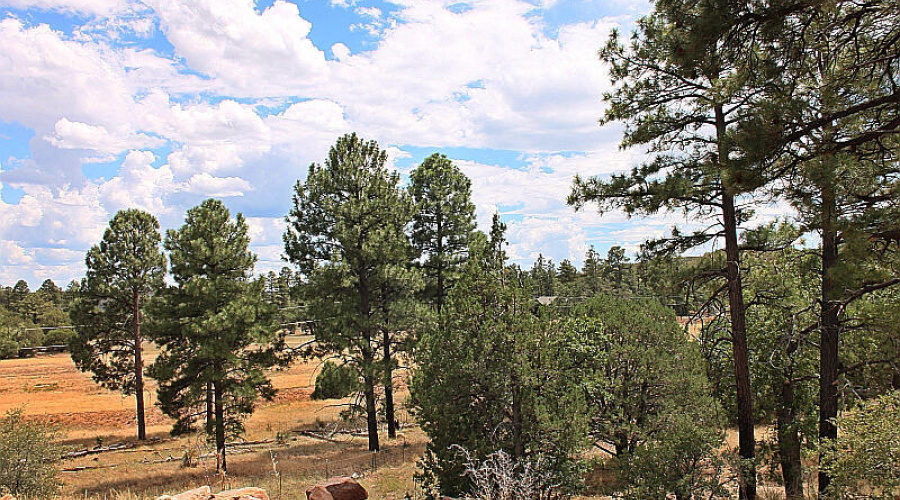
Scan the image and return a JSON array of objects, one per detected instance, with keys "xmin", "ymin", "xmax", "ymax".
[
  {"xmin": 215, "ymin": 382, "xmax": 226, "ymax": 472},
  {"xmin": 725, "ymin": 192, "xmax": 757, "ymax": 500},
  {"xmin": 512, "ymin": 396, "xmax": 525, "ymax": 459},
  {"xmin": 383, "ymin": 328, "xmax": 396, "ymax": 439},
  {"xmin": 893, "ymin": 358, "xmax": 900, "ymax": 390},
  {"xmin": 435, "ymin": 214, "xmax": 445, "ymax": 313},
  {"xmin": 436, "ymin": 265, "xmax": 444, "ymax": 313},
  {"xmin": 511, "ymin": 385, "xmax": 524, "ymax": 459},
  {"xmin": 359, "ymin": 270, "xmax": 380, "ymax": 452},
  {"xmin": 818, "ymin": 181, "xmax": 839, "ymax": 498},
  {"xmin": 777, "ymin": 379, "xmax": 803, "ymax": 500},
  {"xmin": 133, "ymin": 292, "xmax": 147, "ymax": 441},
  {"xmin": 206, "ymin": 382, "xmax": 214, "ymax": 435},
  {"xmin": 717, "ymin": 104, "xmax": 756, "ymax": 500},
  {"xmin": 363, "ymin": 364, "xmax": 380, "ymax": 452}
]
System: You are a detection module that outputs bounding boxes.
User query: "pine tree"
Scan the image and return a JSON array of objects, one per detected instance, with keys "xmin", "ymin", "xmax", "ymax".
[
  {"xmin": 284, "ymin": 133, "xmax": 418, "ymax": 450},
  {"xmin": 529, "ymin": 254, "xmax": 557, "ymax": 297},
  {"xmin": 70, "ymin": 209, "xmax": 166, "ymax": 441},
  {"xmin": 582, "ymin": 246, "xmax": 602, "ymax": 285},
  {"xmin": 149, "ymin": 199, "xmax": 287, "ymax": 471},
  {"xmin": 37, "ymin": 279, "xmax": 62, "ymax": 307},
  {"xmin": 559, "ymin": 295, "xmax": 727, "ymax": 499},
  {"xmin": 723, "ymin": 3, "xmax": 900, "ymax": 495},
  {"xmin": 9, "ymin": 280, "xmax": 29, "ymax": 317},
  {"xmin": 605, "ymin": 246, "xmax": 628, "ymax": 289},
  {"xmin": 409, "ymin": 153, "xmax": 477, "ymax": 311},
  {"xmin": 568, "ymin": 3, "xmax": 765, "ymax": 496},
  {"xmin": 557, "ymin": 259, "xmax": 578, "ymax": 285},
  {"xmin": 411, "ymin": 225, "xmax": 586, "ymax": 498}
]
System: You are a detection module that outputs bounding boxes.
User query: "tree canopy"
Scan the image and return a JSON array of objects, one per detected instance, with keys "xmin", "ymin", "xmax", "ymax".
[
  {"xmin": 149, "ymin": 199, "xmax": 287, "ymax": 472},
  {"xmin": 284, "ymin": 133, "xmax": 420, "ymax": 450},
  {"xmin": 70, "ymin": 209, "xmax": 166, "ymax": 441}
]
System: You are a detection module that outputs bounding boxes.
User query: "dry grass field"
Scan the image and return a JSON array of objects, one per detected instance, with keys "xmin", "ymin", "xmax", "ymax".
[{"xmin": 0, "ymin": 344, "xmax": 427, "ymax": 500}]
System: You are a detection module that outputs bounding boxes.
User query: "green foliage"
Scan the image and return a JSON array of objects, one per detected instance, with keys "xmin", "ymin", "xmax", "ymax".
[
  {"xmin": 409, "ymin": 153, "xmax": 476, "ymax": 310},
  {"xmin": 0, "ymin": 278, "xmax": 70, "ymax": 340},
  {"xmin": 702, "ymin": 243, "xmax": 819, "ymax": 425},
  {"xmin": 721, "ymin": 4, "xmax": 900, "ymax": 493},
  {"xmin": 284, "ymin": 133, "xmax": 422, "ymax": 451},
  {"xmin": 0, "ymin": 409, "xmax": 61, "ymax": 498},
  {"xmin": 69, "ymin": 209, "xmax": 166, "ymax": 440},
  {"xmin": 569, "ymin": 5, "xmax": 765, "ymax": 496},
  {"xmin": 149, "ymin": 199, "xmax": 287, "ymax": 469},
  {"xmin": 0, "ymin": 338, "xmax": 18, "ymax": 360},
  {"xmin": 551, "ymin": 246, "xmax": 659, "ymax": 299},
  {"xmin": 9, "ymin": 280, "xmax": 30, "ymax": 313},
  {"xmin": 70, "ymin": 209, "xmax": 166, "ymax": 394},
  {"xmin": 0, "ymin": 305, "xmax": 36, "ymax": 359},
  {"xmin": 619, "ymin": 409, "xmax": 729, "ymax": 500},
  {"xmin": 528, "ymin": 254, "xmax": 556, "ymax": 297},
  {"xmin": 558, "ymin": 296, "xmax": 715, "ymax": 456},
  {"xmin": 569, "ymin": 0, "xmax": 758, "ymax": 255},
  {"xmin": 411, "ymin": 230, "xmax": 587, "ymax": 499},
  {"xmin": 552, "ymin": 295, "xmax": 728, "ymax": 498},
  {"xmin": 556, "ymin": 259, "xmax": 577, "ymax": 284},
  {"xmin": 263, "ymin": 267, "xmax": 303, "ymax": 325},
  {"xmin": 311, "ymin": 361, "xmax": 360, "ymax": 400},
  {"xmin": 37, "ymin": 279, "xmax": 62, "ymax": 305},
  {"xmin": 819, "ymin": 391, "xmax": 900, "ymax": 500},
  {"xmin": 42, "ymin": 328, "xmax": 74, "ymax": 346}
]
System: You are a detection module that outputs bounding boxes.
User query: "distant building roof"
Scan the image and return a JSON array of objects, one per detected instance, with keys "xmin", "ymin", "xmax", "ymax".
[{"xmin": 536, "ymin": 296, "xmax": 558, "ymax": 306}]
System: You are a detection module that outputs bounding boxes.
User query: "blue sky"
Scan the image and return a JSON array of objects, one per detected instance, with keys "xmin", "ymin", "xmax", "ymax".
[{"xmin": 0, "ymin": 0, "xmax": 693, "ymax": 286}]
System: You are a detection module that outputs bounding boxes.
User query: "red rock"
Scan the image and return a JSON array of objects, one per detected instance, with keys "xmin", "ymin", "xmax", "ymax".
[
  {"xmin": 213, "ymin": 487, "xmax": 270, "ymax": 500},
  {"xmin": 306, "ymin": 485, "xmax": 335, "ymax": 500},
  {"xmin": 305, "ymin": 477, "xmax": 367, "ymax": 500},
  {"xmin": 155, "ymin": 486, "xmax": 212, "ymax": 500}
]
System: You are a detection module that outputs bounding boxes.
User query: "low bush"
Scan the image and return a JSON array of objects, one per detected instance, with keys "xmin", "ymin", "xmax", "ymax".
[
  {"xmin": 820, "ymin": 391, "xmax": 900, "ymax": 500},
  {"xmin": 0, "ymin": 339, "xmax": 18, "ymax": 360},
  {"xmin": 0, "ymin": 408, "xmax": 62, "ymax": 497},
  {"xmin": 455, "ymin": 446, "xmax": 563, "ymax": 500},
  {"xmin": 42, "ymin": 328, "xmax": 74, "ymax": 346},
  {"xmin": 311, "ymin": 361, "xmax": 359, "ymax": 400}
]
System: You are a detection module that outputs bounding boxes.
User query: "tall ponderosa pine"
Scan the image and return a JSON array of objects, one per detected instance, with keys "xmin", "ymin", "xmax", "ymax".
[
  {"xmin": 149, "ymin": 199, "xmax": 287, "ymax": 472},
  {"xmin": 284, "ymin": 133, "xmax": 418, "ymax": 450},
  {"xmin": 726, "ymin": 2, "xmax": 900, "ymax": 495},
  {"xmin": 568, "ymin": 3, "xmax": 765, "ymax": 497},
  {"xmin": 70, "ymin": 209, "xmax": 166, "ymax": 441},
  {"xmin": 409, "ymin": 153, "xmax": 476, "ymax": 311}
]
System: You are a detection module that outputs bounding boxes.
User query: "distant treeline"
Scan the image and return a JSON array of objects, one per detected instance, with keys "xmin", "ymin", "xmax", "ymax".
[{"xmin": 0, "ymin": 279, "xmax": 77, "ymax": 357}]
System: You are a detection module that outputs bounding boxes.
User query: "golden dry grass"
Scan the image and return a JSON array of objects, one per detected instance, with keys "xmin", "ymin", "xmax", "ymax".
[{"xmin": 0, "ymin": 347, "xmax": 429, "ymax": 500}]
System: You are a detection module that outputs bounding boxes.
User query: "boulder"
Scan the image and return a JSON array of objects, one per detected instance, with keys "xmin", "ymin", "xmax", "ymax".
[
  {"xmin": 213, "ymin": 487, "xmax": 270, "ymax": 500},
  {"xmin": 154, "ymin": 486, "xmax": 270, "ymax": 500},
  {"xmin": 306, "ymin": 485, "xmax": 335, "ymax": 500},
  {"xmin": 305, "ymin": 477, "xmax": 367, "ymax": 500},
  {"xmin": 155, "ymin": 486, "xmax": 212, "ymax": 500}
]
